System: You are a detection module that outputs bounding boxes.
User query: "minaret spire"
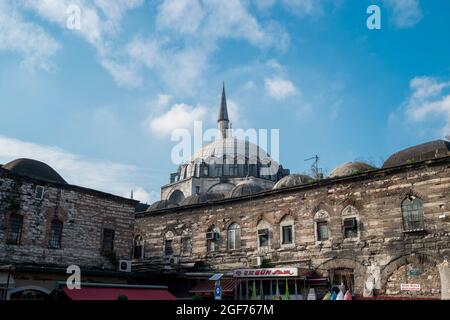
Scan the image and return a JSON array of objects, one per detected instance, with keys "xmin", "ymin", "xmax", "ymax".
[{"xmin": 218, "ymin": 82, "xmax": 230, "ymax": 139}]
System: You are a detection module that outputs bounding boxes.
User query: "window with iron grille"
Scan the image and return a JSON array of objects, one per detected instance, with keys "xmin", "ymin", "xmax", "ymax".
[
  {"xmin": 402, "ymin": 198, "xmax": 425, "ymax": 232},
  {"xmin": 102, "ymin": 228, "xmax": 115, "ymax": 254},
  {"xmin": 49, "ymin": 219, "xmax": 63, "ymax": 249},
  {"xmin": 281, "ymin": 225, "xmax": 293, "ymax": 245},
  {"xmin": 164, "ymin": 239, "xmax": 173, "ymax": 255},
  {"xmin": 7, "ymin": 214, "xmax": 23, "ymax": 245},
  {"xmin": 343, "ymin": 218, "xmax": 358, "ymax": 238},
  {"xmin": 317, "ymin": 221, "xmax": 329, "ymax": 241}
]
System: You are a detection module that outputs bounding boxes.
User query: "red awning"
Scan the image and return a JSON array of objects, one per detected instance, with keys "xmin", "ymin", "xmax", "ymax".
[
  {"xmin": 63, "ymin": 287, "xmax": 176, "ymax": 300},
  {"xmin": 189, "ymin": 279, "xmax": 239, "ymax": 297}
]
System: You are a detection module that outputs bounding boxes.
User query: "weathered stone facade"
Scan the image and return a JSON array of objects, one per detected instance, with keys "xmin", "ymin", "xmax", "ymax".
[
  {"xmin": 0, "ymin": 167, "xmax": 137, "ymax": 270},
  {"xmin": 135, "ymin": 157, "xmax": 450, "ymax": 298}
]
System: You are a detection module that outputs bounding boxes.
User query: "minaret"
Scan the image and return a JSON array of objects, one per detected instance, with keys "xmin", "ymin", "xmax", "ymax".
[{"xmin": 218, "ymin": 82, "xmax": 230, "ymax": 139}]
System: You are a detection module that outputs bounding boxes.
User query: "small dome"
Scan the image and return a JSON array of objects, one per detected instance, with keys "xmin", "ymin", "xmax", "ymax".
[
  {"xmin": 329, "ymin": 162, "xmax": 376, "ymax": 178},
  {"xmin": 147, "ymin": 200, "xmax": 178, "ymax": 212},
  {"xmin": 2, "ymin": 158, "xmax": 67, "ymax": 184},
  {"xmin": 273, "ymin": 174, "xmax": 314, "ymax": 189},
  {"xmin": 383, "ymin": 140, "xmax": 450, "ymax": 168},
  {"xmin": 229, "ymin": 179, "xmax": 265, "ymax": 198},
  {"xmin": 180, "ymin": 193, "xmax": 224, "ymax": 206}
]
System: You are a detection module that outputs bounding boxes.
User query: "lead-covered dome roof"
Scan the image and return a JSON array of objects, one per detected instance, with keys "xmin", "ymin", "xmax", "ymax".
[
  {"xmin": 273, "ymin": 174, "xmax": 314, "ymax": 190},
  {"xmin": 383, "ymin": 140, "xmax": 450, "ymax": 168},
  {"xmin": 180, "ymin": 193, "xmax": 224, "ymax": 206},
  {"xmin": 2, "ymin": 158, "xmax": 67, "ymax": 184},
  {"xmin": 147, "ymin": 200, "xmax": 178, "ymax": 212},
  {"xmin": 329, "ymin": 162, "xmax": 376, "ymax": 178},
  {"xmin": 229, "ymin": 178, "xmax": 265, "ymax": 198}
]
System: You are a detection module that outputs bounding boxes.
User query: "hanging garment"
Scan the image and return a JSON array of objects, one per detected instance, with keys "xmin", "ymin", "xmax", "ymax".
[
  {"xmin": 330, "ymin": 292, "xmax": 337, "ymax": 300},
  {"xmin": 336, "ymin": 290, "xmax": 344, "ymax": 300},
  {"xmin": 322, "ymin": 292, "xmax": 332, "ymax": 300},
  {"xmin": 307, "ymin": 288, "xmax": 317, "ymax": 300},
  {"xmin": 344, "ymin": 290, "xmax": 353, "ymax": 300}
]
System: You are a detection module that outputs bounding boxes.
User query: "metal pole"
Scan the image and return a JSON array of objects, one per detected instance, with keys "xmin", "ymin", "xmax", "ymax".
[{"xmin": 4, "ymin": 266, "xmax": 12, "ymax": 300}]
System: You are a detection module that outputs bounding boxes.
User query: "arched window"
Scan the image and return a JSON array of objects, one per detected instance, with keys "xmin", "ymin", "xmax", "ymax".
[
  {"xmin": 227, "ymin": 223, "xmax": 241, "ymax": 251},
  {"xmin": 7, "ymin": 213, "xmax": 23, "ymax": 245},
  {"xmin": 168, "ymin": 190, "xmax": 185, "ymax": 205},
  {"xmin": 133, "ymin": 235, "xmax": 144, "ymax": 259},
  {"xmin": 206, "ymin": 225, "xmax": 219, "ymax": 253},
  {"xmin": 402, "ymin": 197, "xmax": 425, "ymax": 232},
  {"xmin": 49, "ymin": 219, "xmax": 63, "ymax": 249}
]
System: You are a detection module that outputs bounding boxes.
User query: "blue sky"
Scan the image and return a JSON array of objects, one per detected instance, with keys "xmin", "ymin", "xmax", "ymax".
[{"xmin": 1, "ymin": 0, "xmax": 450, "ymax": 203}]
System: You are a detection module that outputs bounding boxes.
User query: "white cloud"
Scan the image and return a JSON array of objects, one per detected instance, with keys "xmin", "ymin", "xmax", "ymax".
[
  {"xmin": 403, "ymin": 76, "xmax": 450, "ymax": 136},
  {"xmin": 282, "ymin": 0, "xmax": 324, "ymax": 17},
  {"xmin": 147, "ymin": 103, "xmax": 208, "ymax": 137},
  {"xmin": 0, "ymin": 135, "xmax": 151, "ymax": 203},
  {"xmin": 384, "ymin": 0, "xmax": 423, "ymax": 28},
  {"xmin": 0, "ymin": 1, "xmax": 61, "ymax": 72},
  {"xmin": 264, "ymin": 77, "xmax": 299, "ymax": 100}
]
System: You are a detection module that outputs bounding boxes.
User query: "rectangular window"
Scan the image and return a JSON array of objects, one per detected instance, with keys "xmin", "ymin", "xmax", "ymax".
[
  {"xmin": 35, "ymin": 186, "xmax": 45, "ymax": 200},
  {"xmin": 343, "ymin": 218, "xmax": 358, "ymax": 238},
  {"xmin": 49, "ymin": 220, "xmax": 63, "ymax": 249},
  {"xmin": 7, "ymin": 214, "xmax": 23, "ymax": 245},
  {"xmin": 164, "ymin": 240, "xmax": 173, "ymax": 255},
  {"xmin": 258, "ymin": 229, "xmax": 269, "ymax": 247},
  {"xmin": 281, "ymin": 225, "xmax": 293, "ymax": 245},
  {"xmin": 181, "ymin": 237, "xmax": 191, "ymax": 255},
  {"xmin": 102, "ymin": 229, "xmax": 115, "ymax": 254},
  {"xmin": 317, "ymin": 221, "xmax": 329, "ymax": 241}
]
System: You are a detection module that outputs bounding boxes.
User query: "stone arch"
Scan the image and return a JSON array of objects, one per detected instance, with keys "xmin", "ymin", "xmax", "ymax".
[
  {"xmin": 380, "ymin": 252, "xmax": 442, "ymax": 296},
  {"xmin": 310, "ymin": 202, "xmax": 333, "ymax": 217},
  {"xmin": 7, "ymin": 286, "xmax": 51, "ymax": 300},
  {"xmin": 168, "ymin": 189, "xmax": 185, "ymax": 205},
  {"xmin": 315, "ymin": 258, "xmax": 366, "ymax": 296},
  {"xmin": 275, "ymin": 209, "xmax": 295, "ymax": 224}
]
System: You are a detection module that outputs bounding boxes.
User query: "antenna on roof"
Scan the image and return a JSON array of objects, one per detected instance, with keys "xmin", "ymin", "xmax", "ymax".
[
  {"xmin": 131, "ymin": 189, "xmax": 134, "ymax": 200},
  {"xmin": 305, "ymin": 155, "xmax": 323, "ymax": 180}
]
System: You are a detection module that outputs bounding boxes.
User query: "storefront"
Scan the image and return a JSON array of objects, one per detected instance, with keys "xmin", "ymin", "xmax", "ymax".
[{"xmin": 189, "ymin": 267, "xmax": 329, "ymax": 300}]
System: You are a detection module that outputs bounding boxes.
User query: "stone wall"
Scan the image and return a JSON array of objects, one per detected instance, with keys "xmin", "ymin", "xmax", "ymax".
[
  {"xmin": 135, "ymin": 157, "xmax": 450, "ymax": 298},
  {"xmin": 0, "ymin": 171, "xmax": 137, "ymax": 270}
]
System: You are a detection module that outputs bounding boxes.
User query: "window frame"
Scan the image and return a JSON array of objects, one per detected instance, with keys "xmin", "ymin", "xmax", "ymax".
[
  {"xmin": 48, "ymin": 219, "xmax": 63, "ymax": 249},
  {"xmin": 343, "ymin": 217, "xmax": 358, "ymax": 239},
  {"xmin": 279, "ymin": 217, "xmax": 295, "ymax": 247},
  {"xmin": 401, "ymin": 197, "xmax": 425, "ymax": 232},
  {"xmin": 227, "ymin": 223, "xmax": 241, "ymax": 251},
  {"xmin": 316, "ymin": 221, "xmax": 329, "ymax": 242},
  {"xmin": 7, "ymin": 213, "xmax": 24, "ymax": 245},
  {"xmin": 101, "ymin": 228, "xmax": 115, "ymax": 254}
]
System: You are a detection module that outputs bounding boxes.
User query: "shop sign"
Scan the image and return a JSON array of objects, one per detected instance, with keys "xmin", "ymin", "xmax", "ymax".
[
  {"xmin": 233, "ymin": 268, "xmax": 298, "ymax": 278},
  {"xmin": 400, "ymin": 283, "xmax": 421, "ymax": 291}
]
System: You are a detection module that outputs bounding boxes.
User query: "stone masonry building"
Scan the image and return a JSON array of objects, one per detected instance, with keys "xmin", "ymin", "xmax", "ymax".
[
  {"xmin": 0, "ymin": 159, "xmax": 138, "ymax": 299},
  {"xmin": 134, "ymin": 87, "xmax": 450, "ymax": 300}
]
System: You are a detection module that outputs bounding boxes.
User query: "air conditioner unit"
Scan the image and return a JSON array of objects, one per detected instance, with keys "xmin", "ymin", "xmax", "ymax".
[
  {"xmin": 167, "ymin": 256, "xmax": 179, "ymax": 265},
  {"xmin": 118, "ymin": 260, "xmax": 132, "ymax": 272},
  {"xmin": 205, "ymin": 232, "xmax": 216, "ymax": 240},
  {"xmin": 258, "ymin": 229, "xmax": 268, "ymax": 236},
  {"xmin": 252, "ymin": 256, "xmax": 263, "ymax": 267}
]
